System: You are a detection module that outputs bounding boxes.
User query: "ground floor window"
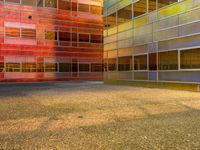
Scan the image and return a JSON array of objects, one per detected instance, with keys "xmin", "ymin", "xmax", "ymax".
[
  {"xmin": 59, "ymin": 63, "xmax": 71, "ymax": 72},
  {"xmin": 108, "ymin": 59, "xmax": 117, "ymax": 71},
  {"xmin": 45, "ymin": 63, "xmax": 58, "ymax": 72},
  {"xmin": 149, "ymin": 53, "xmax": 157, "ymax": 71},
  {"xmin": 37, "ymin": 63, "xmax": 44, "ymax": 72},
  {"xmin": 0, "ymin": 63, "xmax": 4, "ymax": 72},
  {"xmin": 158, "ymin": 50, "xmax": 178, "ymax": 70},
  {"xmin": 134, "ymin": 55, "xmax": 147, "ymax": 70},
  {"xmin": 118, "ymin": 56, "xmax": 132, "ymax": 71},
  {"xmin": 6, "ymin": 63, "xmax": 21, "ymax": 72},
  {"xmin": 180, "ymin": 48, "xmax": 200, "ymax": 69},
  {"xmin": 22, "ymin": 63, "xmax": 36, "ymax": 72},
  {"xmin": 79, "ymin": 64, "xmax": 90, "ymax": 72},
  {"xmin": 91, "ymin": 64, "xmax": 102, "ymax": 72}
]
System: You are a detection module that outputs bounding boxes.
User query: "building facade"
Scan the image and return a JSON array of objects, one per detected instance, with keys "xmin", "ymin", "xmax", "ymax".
[
  {"xmin": 0, "ymin": 0, "xmax": 103, "ymax": 82},
  {"xmin": 104, "ymin": 0, "xmax": 200, "ymax": 84}
]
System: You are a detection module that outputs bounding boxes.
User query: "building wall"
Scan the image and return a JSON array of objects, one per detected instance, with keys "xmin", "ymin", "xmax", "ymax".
[
  {"xmin": 0, "ymin": 0, "xmax": 103, "ymax": 82},
  {"xmin": 104, "ymin": 0, "xmax": 200, "ymax": 83}
]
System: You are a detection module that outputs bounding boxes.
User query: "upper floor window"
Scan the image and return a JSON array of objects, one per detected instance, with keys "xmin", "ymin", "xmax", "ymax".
[
  {"xmin": 79, "ymin": 34, "xmax": 89, "ymax": 42},
  {"xmin": 107, "ymin": 13, "xmax": 117, "ymax": 28},
  {"xmin": 78, "ymin": 4, "xmax": 90, "ymax": 13},
  {"xmin": 37, "ymin": 0, "xmax": 43, "ymax": 7},
  {"xmin": 118, "ymin": 4, "xmax": 132, "ymax": 24},
  {"xmin": 21, "ymin": 29, "xmax": 36, "ymax": 39},
  {"xmin": 91, "ymin": 34, "xmax": 102, "ymax": 43},
  {"xmin": 91, "ymin": 6, "xmax": 102, "ymax": 15},
  {"xmin": 45, "ymin": 0, "xmax": 57, "ymax": 8},
  {"xmin": 149, "ymin": 0, "xmax": 157, "ymax": 12},
  {"xmin": 158, "ymin": 0, "xmax": 178, "ymax": 9},
  {"xmin": 21, "ymin": 0, "xmax": 36, "ymax": 6},
  {"xmin": 5, "ymin": 28, "xmax": 20, "ymax": 38},
  {"xmin": 59, "ymin": 32, "xmax": 71, "ymax": 41},
  {"xmin": 5, "ymin": 0, "xmax": 20, "ymax": 4},
  {"xmin": 5, "ymin": 27, "xmax": 36, "ymax": 39},
  {"xmin": 133, "ymin": 0, "xmax": 147, "ymax": 18},
  {"xmin": 45, "ymin": 31, "xmax": 57, "ymax": 40},
  {"xmin": 59, "ymin": 0, "xmax": 71, "ymax": 10}
]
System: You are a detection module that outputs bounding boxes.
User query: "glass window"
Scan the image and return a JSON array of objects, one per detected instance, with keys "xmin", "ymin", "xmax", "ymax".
[
  {"xmin": 22, "ymin": 63, "xmax": 36, "ymax": 72},
  {"xmin": 59, "ymin": 32, "xmax": 71, "ymax": 41},
  {"xmin": 37, "ymin": 63, "xmax": 44, "ymax": 72},
  {"xmin": 104, "ymin": 60, "xmax": 108, "ymax": 72},
  {"xmin": 78, "ymin": 4, "xmax": 89, "ymax": 13},
  {"xmin": 72, "ymin": 2, "xmax": 77, "ymax": 11},
  {"xmin": 6, "ymin": 63, "xmax": 21, "ymax": 72},
  {"xmin": 72, "ymin": 63, "xmax": 78, "ymax": 72},
  {"xmin": 180, "ymin": 48, "xmax": 200, "ymax": 69},
  {"xmin": 149, "ymin": 0, "xmax": 157, "ymax": 12},
  {"xmin": 149, "ymin": 53, "xmax": 157, "ymax": 70},
  {"xmin": 91, "ymin": 6, "xmax": 102, "ymax": 15},
  {"xmin": 0, "ymin": 63, "xmax": 4, "ymax": 72},
  {"xmin": 134, "ymin": 55, "xmax": 147, "ymax": 70},
  {"xmin": 107, "ymin": 13, "xmax": 116, "ymax": 28},
  {"xmin": 22, "ymin": 0, "xmax": 36, "ymax": 6},
  {"xmin": 91, "ymin": 64, "xmax": 102, "ymax": 72},
  {"xmin": 158, "ymin": 50, "xmax": 178, "ymax": 70},
  {"xmin": 158, "ymin": 0, "xmax": 178, "ymax": 9},
  {"xmin": 79, "ymin": 34, "xmax": 89, "ymax": 42},
  {"xmin": 91, "ymin": 34, "xmax": 102, "ymax": 43},
  {"xmin": 118, "ymin": 56, "xmax": 132, "ymax": 71},
  {"xmin": 5, "ymin": 0, "xmax": 20, "ymax": 3},
  {"xmin": 59, "ymin": 63, "xmax": 71, "ymax": 72},
  {"xmin": 133, "ymin": 0, "xmax": 147, "ymax": 18},
  {"xmin": 72, "ymin": 33, "xmax": 77, "ymax": 42},
  {"xmin": 117, "ymin": 4, "xmax": 132, "ymax": 24},
  {"xmin": 108, "ymin": 59, "xmax": 117, "ymax": 71},
  {"xmin": 5, "ymin": 28, "xmax": 20, "ymax": 38},
  {"xmin": 45, "ymin": 63, "xmax": 58, "ymax": 72},
  {"xmin": 21, "ymin": 29, "xmax": 36, "ymax": 39},
  {"xmin": 79, "ymin": 64, "xmax": 90, "ymax": 72},
  {"xmin": 59, "ymin": 0, "xmax": 71, "ymax": 10},
  {"xmin": 37, "ymin": 0, "xmax": 43, "ymax": 7},
  {"xmin": 45, "ymin": 31, "xmax": 57, "ymax": 40},
  {"xmin": 45, "ymin": 0, "xmax": 57, "ymax": 8}
]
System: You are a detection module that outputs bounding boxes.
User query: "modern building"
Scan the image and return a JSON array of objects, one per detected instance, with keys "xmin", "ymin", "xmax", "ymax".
[
  {"xmin": 104, "ymin": 0, "xmax": 200, "ymax": 87},
  {"xmin": 0, "ymin": 0, "xmax": 103, "ymax": 82}
]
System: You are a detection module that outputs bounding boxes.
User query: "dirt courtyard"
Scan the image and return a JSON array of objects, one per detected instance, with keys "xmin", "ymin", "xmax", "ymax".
[{"xmin": 0, "ymin": 81, "xmax": 200, "ymax": 150}]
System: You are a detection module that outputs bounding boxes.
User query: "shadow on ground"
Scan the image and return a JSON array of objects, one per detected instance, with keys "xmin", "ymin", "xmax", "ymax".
[{"xmin": 0, "ymin": 82, "xmax": 200, "ymax": 149}]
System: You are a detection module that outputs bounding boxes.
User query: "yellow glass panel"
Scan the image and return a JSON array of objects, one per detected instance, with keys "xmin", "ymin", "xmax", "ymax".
[
  {"xmin": 158, "ymin": 0, "xmax": 193, "ymax": 19},
  {"xmin": 118, "ymin": 20, "xmax": 133, "ymax": 32},
  {"xmin": 107, "ymin": 27, "xmax": 117, "ymax": 35},
  {"xmin": 134, "ymin": 15, "xmax": 148, "ymax": 28}
]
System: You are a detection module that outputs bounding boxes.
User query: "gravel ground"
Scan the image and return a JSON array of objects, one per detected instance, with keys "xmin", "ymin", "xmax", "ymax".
[{"xmin": 0, "ymin": 81, "xmax": 200, "ymax": 150}]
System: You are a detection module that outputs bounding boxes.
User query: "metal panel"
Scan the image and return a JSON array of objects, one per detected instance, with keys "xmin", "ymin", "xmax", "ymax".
[
  {"xmin": 134, "ymin": 71, "xmax": 148, "ymax": 80},
  {"xmin": 104, "ymin": 42, "xmax": 117, "ymax": 51},
  {"xmin": 118, "ymin": 29, "xmax": 132, "ymax": 41},
  {"xmin": 118, "ymin": 38, "xmax": 132, "ymax": 49},
  {"xmin": 118, "ymin": 71, "xmax": 132, "ymax": 80},
  {"xmin": 158, "ymin": 34, "xmax": 200, "ymax": 51},
  {"xmin": 133, "ymin": 44, "xmax": 148, "ymax": 55},
  {"xmin": 159, "ymin": 71, "xmax": 200, "ymax": 82}
]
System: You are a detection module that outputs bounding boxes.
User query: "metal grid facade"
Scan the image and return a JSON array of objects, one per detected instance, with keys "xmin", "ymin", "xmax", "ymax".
[{"xmin": 104, "ymin": 0, "xmax": 200, "ymax": 83}]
